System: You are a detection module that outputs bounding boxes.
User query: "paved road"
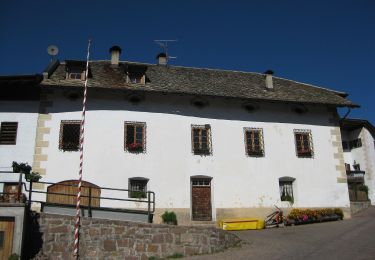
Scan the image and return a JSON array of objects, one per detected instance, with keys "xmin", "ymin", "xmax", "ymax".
[{"xmin": 186, "ymin": 207, "xmax": 375, "ymax": 260}]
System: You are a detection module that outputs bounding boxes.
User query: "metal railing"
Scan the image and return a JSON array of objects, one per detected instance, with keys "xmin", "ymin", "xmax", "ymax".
[{"xmin": 0, "ymin": 178, "xmax": 155, "ymax": 223}]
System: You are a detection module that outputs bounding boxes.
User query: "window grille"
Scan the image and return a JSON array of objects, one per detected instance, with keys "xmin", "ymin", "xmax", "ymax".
[
  {"xmin": 294, "ymin": 129, "xmax": 313, "ymax": 158},
  {"xmin": 59, "ymin": 120, "xmax": 81, "ymax": 151},
  {"xmin": 191, "ymin": 124, "xmax": 212, "ymax": 155},
  {"xmin": 0, "ymin": 122, "xmax": 18, "ymax": 145},
  {"xmin": 279, "ymin": 177, "xmax": 295, "ymax": 202},
  {"xmin": 128, "ymin": 178, "xmax": 148, "ymax": 198},
  {"xmin": 244, "ymin": 128, "xmax": 264, "ymax": 157}
]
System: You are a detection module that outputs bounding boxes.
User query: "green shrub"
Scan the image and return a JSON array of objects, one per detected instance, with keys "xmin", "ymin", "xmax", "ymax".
[
  {"xmin": 12, "ymin": 161, "xmax": 42, "ymax": 182},
  {"xmin": 8, "ymin": 253, "xmax": 19, "ymax": 260},
  {"xmin": 161, "ymin": 211, "xmax": 177, "ymax": 225}
]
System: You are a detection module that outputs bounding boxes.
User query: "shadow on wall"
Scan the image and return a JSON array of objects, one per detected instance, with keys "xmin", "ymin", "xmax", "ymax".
[
  {"xmin": 23, "ymin": 211, "xmax": 43, "ymax": 259},
  {"xmin": 46, "ymin": 88, "xmax": 338, "ymax": 127}
]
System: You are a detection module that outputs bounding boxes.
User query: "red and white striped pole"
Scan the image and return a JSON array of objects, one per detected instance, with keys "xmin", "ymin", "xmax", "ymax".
[{"xmin": 74, "ymin": 39, "xmax": 91, "ymax": 258}]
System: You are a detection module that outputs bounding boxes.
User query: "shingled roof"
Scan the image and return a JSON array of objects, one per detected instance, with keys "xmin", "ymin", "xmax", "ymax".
[{"xmin": 41, "ymin": 60, "xmax": 357, "ymax": 107}]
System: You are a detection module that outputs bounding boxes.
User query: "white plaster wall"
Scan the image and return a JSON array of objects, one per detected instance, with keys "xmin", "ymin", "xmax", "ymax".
[
  {"xmin": 362, "ymin": 128, "xmax": 375, "ymax": 203},
  {"xmin": 342, "ymin": 127, "xmax": 375, "ymax": 204},
  {"xmin": 0, "ymin": 101, "xmax": 39, "ymax": 170},
  {"xmin": 41, "ymin": 90, "xmax": 350, "ymax": 217}
]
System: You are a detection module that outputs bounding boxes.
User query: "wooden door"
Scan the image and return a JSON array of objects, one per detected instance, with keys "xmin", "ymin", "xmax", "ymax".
[
  {"xmin": 46, "ymin": 180, "xmax": 101, "ymax": 207},
  {"xmin": 191, "ymin": 178, "xmax": 212, "ymax": 221},
  {"xmin": 0, "ymin": 218, "xmax": 15, "ymax": 259}
]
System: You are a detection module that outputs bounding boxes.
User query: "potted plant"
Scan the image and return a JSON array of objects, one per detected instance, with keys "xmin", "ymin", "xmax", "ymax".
[
  {"xmin": 12, "ymin": 161, "xmax": 42, "ymax": 182},
  {"xmin": 130, "ymin": 190, "xmax": 146, "ymax": 199},
  {"xmin": 25, "ymin": 172, "xmax": 42, "ymax": 182},
  {"xmin": 127, "ymin": 143, "xmax": 143, "ymax": 152},
  {"xmin": 161, "ymin": 211, "xmax": 177, "ymax": 225}
]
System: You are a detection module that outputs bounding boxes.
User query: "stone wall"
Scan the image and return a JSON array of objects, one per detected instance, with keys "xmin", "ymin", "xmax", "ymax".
[
  {"xmin": 30, "ymin": 213, "xmax": 241, "ymax": 259},
  {"xmin": 350, "ymin": 201, "xmax": 371, "ymax": 215}
]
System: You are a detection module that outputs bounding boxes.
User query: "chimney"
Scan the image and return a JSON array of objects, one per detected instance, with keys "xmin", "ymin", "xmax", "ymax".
[
  {"xmin": 109, "ymin": 45, "xmax": 122, "ymax": 66},
  {"xmin": 264, "ymin": 70, "xmax": 274, "ymax": 90},
  {"xmin": 156, "ymin": 52, "xmax": 167, "ymax": 65}
]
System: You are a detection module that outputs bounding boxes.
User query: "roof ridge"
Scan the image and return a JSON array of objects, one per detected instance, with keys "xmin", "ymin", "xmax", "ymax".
[
  {"xmin": 87, "ymin": 59, "xmax": 346, "ymax": 95},
  {"xmin": 272, "ymin": 75, "xmax": 347, "ymax": 95}
]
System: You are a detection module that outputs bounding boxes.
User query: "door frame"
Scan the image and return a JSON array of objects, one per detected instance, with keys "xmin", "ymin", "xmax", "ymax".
[{"xmin": 190, "ymin": 175, "xmax": 213, "ymax": 221}]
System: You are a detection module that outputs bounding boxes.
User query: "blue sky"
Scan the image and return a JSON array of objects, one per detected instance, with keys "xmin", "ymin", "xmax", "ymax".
[{"xmin": 1, "ymin": 0, "xmax": 374, "ymax": 124}]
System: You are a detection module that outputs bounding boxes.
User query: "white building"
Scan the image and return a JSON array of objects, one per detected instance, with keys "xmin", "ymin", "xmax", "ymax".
[
  {"xmin": 340, "ymin": 118, "xmax": 375, "ymax": 204},
  {"xmin": 0, "ymin": 75, "xmax": 41, "ymax": 190},
  {"xmin": 1, "ymin": 47, "xmax": 360, "ymax": 224}
]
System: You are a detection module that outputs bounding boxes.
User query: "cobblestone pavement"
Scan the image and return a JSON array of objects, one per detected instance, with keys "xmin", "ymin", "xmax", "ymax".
[{"xmin": 186, "ymin": 206, "xmax": 375, "ymax": 260}]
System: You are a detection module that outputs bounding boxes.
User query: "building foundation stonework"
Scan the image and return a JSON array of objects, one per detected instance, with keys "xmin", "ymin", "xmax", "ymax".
[{"xmin": 29, "ymin": 213, "xmax": 241, "ymax": 259}]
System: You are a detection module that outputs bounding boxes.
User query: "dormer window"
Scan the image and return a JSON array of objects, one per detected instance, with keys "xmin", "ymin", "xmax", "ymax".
[
  {"xmin": 65, "ymin": 60, "xmax": 87, "ymax": 80},
  {"xmin": 125, "ymin": 64, "xmax": 147, "ymax": 84},
  {"xmin": 67, "ymin": 67, "xmax": 85, "ymax": 80},
  {"xmin": 128, "ymin": 72, "xmax": 143, "ymax": 84}
]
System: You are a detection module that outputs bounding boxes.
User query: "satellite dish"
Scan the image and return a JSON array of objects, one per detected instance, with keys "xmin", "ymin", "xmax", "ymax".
[{"xmin": 47, "ymin": 45, "xmax": 59, "ymax": 56}]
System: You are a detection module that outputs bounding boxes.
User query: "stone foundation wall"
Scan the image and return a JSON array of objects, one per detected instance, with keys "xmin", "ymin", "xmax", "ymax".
[
  {"xmin": 31, "ymin": 213, "xmax": 241, "ymax": 259},
  {"xmin": 350, "ymin": 201, "xmax": 371, "ymax": 215}
]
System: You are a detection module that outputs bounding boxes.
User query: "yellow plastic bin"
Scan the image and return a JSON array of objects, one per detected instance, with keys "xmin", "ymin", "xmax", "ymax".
[{"xmin": 219, "ymin": 218, "xmax": 265, "ymax": 230}]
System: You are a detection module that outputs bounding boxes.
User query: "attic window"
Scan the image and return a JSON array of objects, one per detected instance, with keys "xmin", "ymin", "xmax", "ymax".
[
  {"xmin": 128, "ymin": 72, "xmax": 144, "ymax": 84},
  {"xmin": 66, "ymin": 67, "xmax": 86, "ymax": 80},
  {"xmin": 66, "ymin": 61, "xmax": 87, "ymax": 80},
  {"xmin": 126, "ymin": 65, "xmax": 147, "ymax": 84}
]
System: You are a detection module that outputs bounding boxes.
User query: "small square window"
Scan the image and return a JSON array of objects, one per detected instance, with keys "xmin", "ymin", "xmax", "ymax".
[
  {"xmin": 294, "ymin": 130, "xmax": 313, "ymax": 158},
  {"xmin": 59, "ymin": 120, "xmax": 81, "ymax": 151},
  {"xmin": 124, "ymin": 122, "xmax": 146, "ymax": 153},
  {"xmin": 191, "ymin": 124, "xmax": 212, "ymax": 155},
  {"xmin": 0, "ymin": 122, "xmax": 18, "ymax": 145},
  {"xmin": 244, "ymin": 128, "xmax": 264, "ymax": 157},
  {"xmin": 128, "ymin": 178, "xmax": 148, "ymax": 198}
]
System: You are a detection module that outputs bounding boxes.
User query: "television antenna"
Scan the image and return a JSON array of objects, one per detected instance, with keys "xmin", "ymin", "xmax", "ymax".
[
  {"xmin": 47, "ymin": 45, "xmax": 59, "ymax": 60},
  {"xmin": 154, "ymin": 39, "xmax": 178, "ymax": 64}
]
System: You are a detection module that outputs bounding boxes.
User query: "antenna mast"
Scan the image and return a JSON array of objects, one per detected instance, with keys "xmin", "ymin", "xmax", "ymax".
[{"xmin": 154, "ymin": 39, "xmax": 178, "ymax": 64}]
